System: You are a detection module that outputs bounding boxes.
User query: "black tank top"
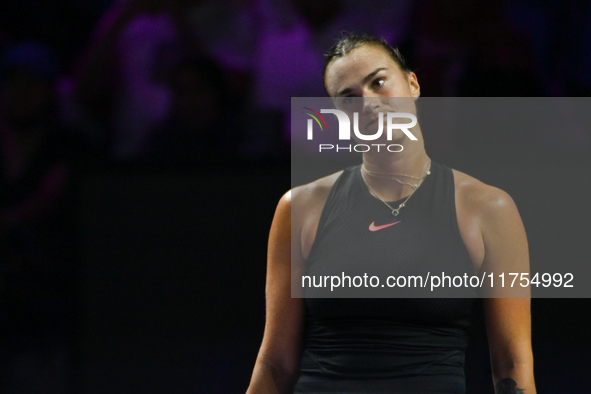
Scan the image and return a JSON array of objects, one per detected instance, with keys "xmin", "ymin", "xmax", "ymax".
[{"xmin": 294, "ymin": 162, "xmax": 478, "ymax": 394}]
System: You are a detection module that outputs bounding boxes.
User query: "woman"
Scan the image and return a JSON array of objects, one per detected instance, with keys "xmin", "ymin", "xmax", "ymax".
[{"xmin": 246, "ymin": 33, "xmax": 535, "ymax": 394}]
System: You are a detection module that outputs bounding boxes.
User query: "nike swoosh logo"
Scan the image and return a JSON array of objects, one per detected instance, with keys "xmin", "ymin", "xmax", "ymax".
[{"xmin": 369, "ymin": 221, "xmax": 401, "ymax": 231}]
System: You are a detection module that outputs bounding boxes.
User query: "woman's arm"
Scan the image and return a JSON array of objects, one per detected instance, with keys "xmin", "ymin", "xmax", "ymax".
[
  {"xmin": 484, "ymin": 298, "xmax": 534, "ymax": 394},
  {"xmin": 478, "ymin": 188, "xmax": 536, "ymax": 394},
  {"xmin": 246, "ymin": 191, "xmax": 306, "ymax": 394}
]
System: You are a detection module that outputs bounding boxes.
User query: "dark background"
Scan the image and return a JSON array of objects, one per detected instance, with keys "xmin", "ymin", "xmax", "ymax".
[
  {"xmin": 0, "ymin": 0, "xmax": 590, "ymax": 393},
  {"xmin": 73, "ymin": 154, "xmax": 591, "ymax": 393}
]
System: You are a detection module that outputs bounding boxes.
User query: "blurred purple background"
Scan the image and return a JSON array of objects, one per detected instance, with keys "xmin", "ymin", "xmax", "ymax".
[{"xmin": 0, "ymin": 0, "xmax": 590, "ymax": 392}]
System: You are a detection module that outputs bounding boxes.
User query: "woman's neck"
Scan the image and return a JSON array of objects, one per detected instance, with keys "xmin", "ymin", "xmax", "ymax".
[
  {"xmin": 361, "ymin": 144, "xmax": 430, "ymax": 202},
  {"xmin": 362, "ymin": 144, "xmax": 429, "ymax": 177}
]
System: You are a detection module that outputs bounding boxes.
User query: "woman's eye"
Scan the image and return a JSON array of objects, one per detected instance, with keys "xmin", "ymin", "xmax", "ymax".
[{"xmin": 373, "ymin": 78, "xmax": 385, "ymax": 89}]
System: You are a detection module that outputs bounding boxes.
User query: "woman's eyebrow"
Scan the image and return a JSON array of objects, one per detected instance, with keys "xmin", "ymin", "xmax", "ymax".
[{"xmin": 336, "ymin": 67, "xmax": 388, "ymax": 97}]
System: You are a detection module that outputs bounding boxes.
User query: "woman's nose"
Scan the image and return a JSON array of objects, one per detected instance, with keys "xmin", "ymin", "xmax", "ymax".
[{"xmin": 362, "ymin": 96, "xmax": 380, "ymax": 114}]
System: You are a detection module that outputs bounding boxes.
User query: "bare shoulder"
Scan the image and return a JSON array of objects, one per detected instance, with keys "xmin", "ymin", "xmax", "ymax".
[
  {"xmin": 451, "ymin": 169, "xmax": 518, "ymax": 217},
  {"xmin": 451, "ymin": 169, "xmax": 525, "ymax": 273},
  {"xmin": 289, "ymin": 170, "xmax": 344, "ymax": 213}
]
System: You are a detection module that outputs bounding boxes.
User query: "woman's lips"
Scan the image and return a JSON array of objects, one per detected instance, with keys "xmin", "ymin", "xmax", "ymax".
[{"xmin": 366, "ymin": 114, "xmax": 382, "ymax": 128}]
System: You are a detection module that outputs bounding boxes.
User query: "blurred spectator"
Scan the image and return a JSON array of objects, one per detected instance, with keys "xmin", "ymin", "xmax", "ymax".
[
  {"xmin": 0, "ymin": 42, "xmax": 80, "ymax": 393},
  {"xmin": 71, "ymin": 0, "xmax": 200, "ymax": 160},
  {"xmin": 143, "ymin": 56, "xmax": 236, "ymax": 164}
]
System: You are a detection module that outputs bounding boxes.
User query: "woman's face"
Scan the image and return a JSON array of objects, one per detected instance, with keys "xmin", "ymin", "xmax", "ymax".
[
  {"xmin": 324, "ymin": 45, "xmax": 419, "ymax": 99},
  {"xmin": 324, "ymin": 45, "xmax": 420, "ymax": 141}
]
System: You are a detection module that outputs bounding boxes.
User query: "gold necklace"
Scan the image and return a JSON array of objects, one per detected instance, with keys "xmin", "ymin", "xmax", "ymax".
[
  {"xmin": 362, "ymin": 160, "xmax": 431, "ymax": 216},
  {"xmin": 361, "ymin": 164, "xmax": 431, "ymax": 190},
  {"xmin": 361, "ymin": 165, "xmax": 422, "ymax": 180}
]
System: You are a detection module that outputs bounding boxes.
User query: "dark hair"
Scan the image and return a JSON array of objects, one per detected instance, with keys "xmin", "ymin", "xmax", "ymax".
[{"xmin": 323, "ymin": 32, "xmax": 410, "ymax": 94}]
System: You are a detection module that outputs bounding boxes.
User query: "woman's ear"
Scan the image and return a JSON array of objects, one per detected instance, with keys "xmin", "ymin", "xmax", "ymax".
[{"xmin": 407, "ymin": 72, "xmax": 420, "ymax": 99}]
